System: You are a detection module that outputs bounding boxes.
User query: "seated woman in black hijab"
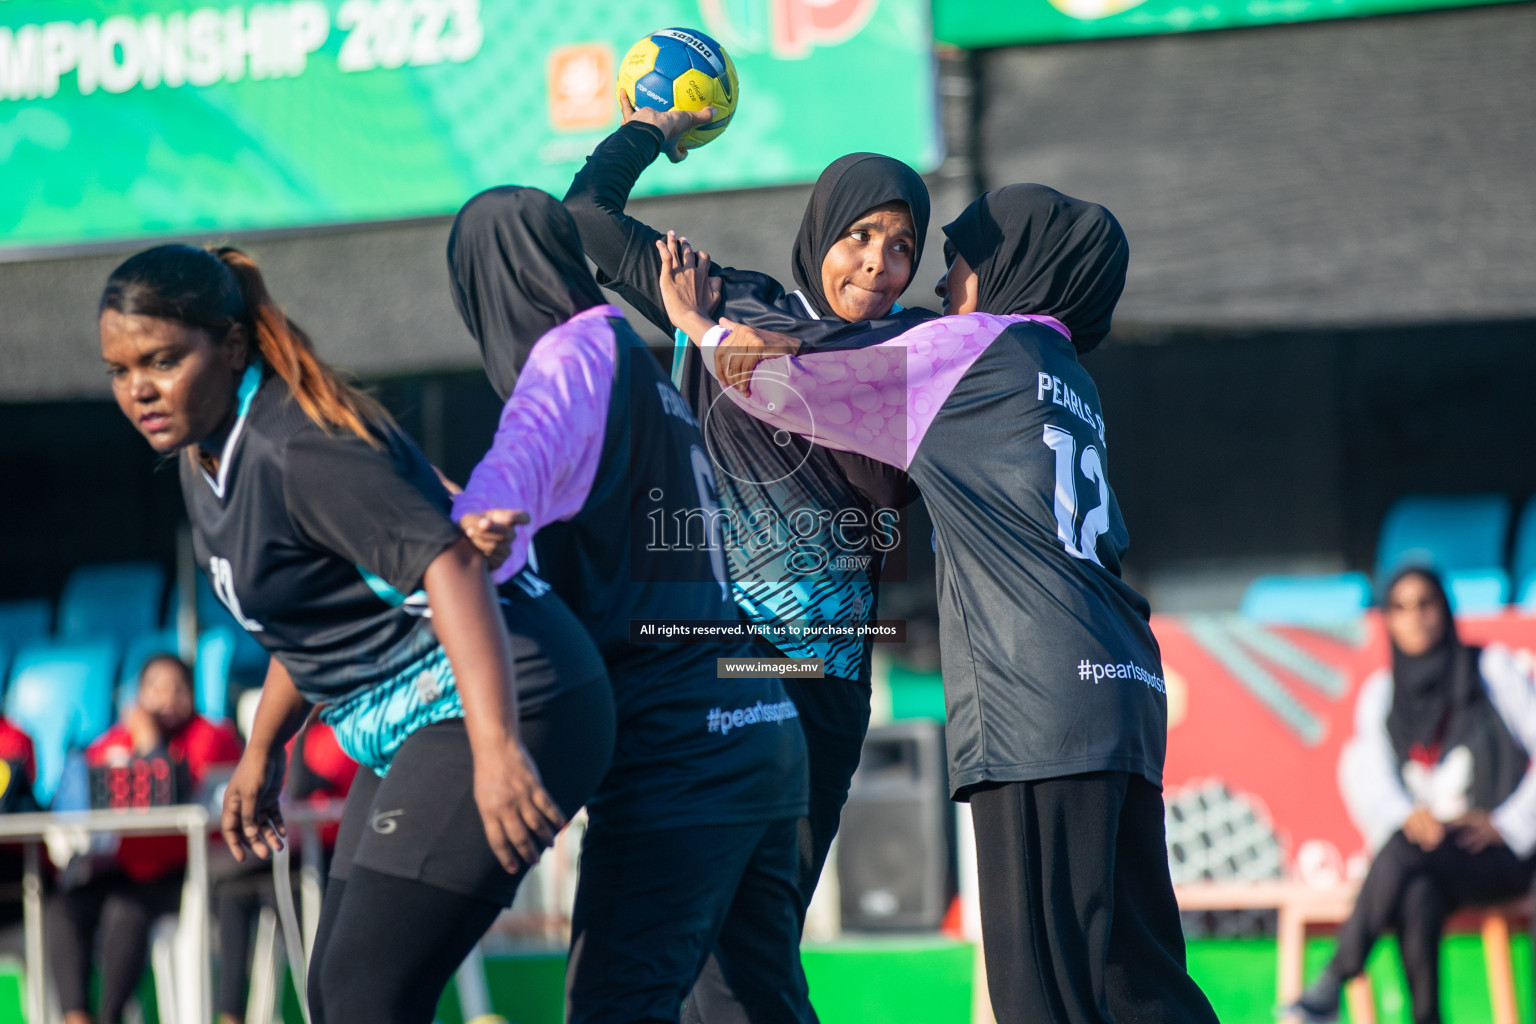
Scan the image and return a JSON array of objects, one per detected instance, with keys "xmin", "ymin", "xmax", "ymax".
[
  {"xmin": 563, "ymin": 90, "xmax": 936, "ymax": 1022},
  {"xmin": 659, "ymin": 183, "xmax": 1220, "ymax": 1024},
  {"xmin": 1291, "ymin": 566, "xmax": 1536, "ymax": 1024}
]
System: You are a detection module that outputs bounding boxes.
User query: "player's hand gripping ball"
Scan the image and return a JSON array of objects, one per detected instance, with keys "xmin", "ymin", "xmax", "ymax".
[{"xmin": 618, "ymin": 28, "xmax": 738, "ymax": 151}]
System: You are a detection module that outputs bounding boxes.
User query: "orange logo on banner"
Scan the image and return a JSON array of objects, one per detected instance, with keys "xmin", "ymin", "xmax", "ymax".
[{"xmin": 547, "ymin": 44, "xmax": 616, "ymax": 132}]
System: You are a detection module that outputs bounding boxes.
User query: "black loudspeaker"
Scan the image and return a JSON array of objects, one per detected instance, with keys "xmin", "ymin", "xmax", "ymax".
[{"xmin": 837, "ymin": 721, "xmax": 950, "ymax": 932}]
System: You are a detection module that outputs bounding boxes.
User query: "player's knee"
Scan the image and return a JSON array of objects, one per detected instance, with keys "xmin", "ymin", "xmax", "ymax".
[{"xmin": 317, "ymin": 925, "xmax": 386, "ymax": 1021}]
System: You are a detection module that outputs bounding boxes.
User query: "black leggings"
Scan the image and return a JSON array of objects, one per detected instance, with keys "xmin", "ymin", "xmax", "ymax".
[
  {"xmin": 682, "ymin": 672, "xmax": 869, "ymax": 1024},
  {"xmin": 566, "ymin": 816, "xmax": 813, "ymax": 1024},
  {"xmin": 309, "ymin": 679, "xmax": 615, "ymax": 1024},
  {"xmin": 1326, "ymin": 829, "xmax": 1536, "ymax": 1024},
  {"xmin": 308, "ymin": 868, "xmax": 501, "ymax": 1024},
  {"xmin": 47, "ymin": 870, "xmax": 184, "ymax": 1023},
  {"xmin": 969, "ymin": 772, "xmax": 1219, "ymax": 1024}
]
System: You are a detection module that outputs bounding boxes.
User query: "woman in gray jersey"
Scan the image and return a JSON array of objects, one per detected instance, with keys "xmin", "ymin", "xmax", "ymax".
[
  {"xmin": 660, "ymin": 185, "xmax": 1218, "ymax": 1023},
  {"xmin": 97, "ymin": 244, "xmax": 613, "ymax": 1024}
]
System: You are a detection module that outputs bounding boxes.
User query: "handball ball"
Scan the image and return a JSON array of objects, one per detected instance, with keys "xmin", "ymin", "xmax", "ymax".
[{"xmin": 618, "ymin": 28, "xmax": 738, "ymax": 150}]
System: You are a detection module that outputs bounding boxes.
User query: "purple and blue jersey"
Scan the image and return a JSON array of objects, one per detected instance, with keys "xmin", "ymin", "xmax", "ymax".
[{"xmin": 455, "ymin": 306, "xmax": 808, "ymax": 830}]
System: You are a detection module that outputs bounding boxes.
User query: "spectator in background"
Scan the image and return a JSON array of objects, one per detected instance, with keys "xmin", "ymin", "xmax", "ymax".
[
  {"xmin": 215, "ymin": 720, "xmax": 355, "ymax": 1024},
  {"xmin": 0, "ymin": 716, "xmax": 38, "ymax": 813},
  {"xmin": 1291, "ymin": 567, "xmax": 1536, "ymax": 1024},
  {"xmin": 48, "ymin": 654, "xmax": 242, "ymax": 1024},
  {"xmin": 0, "ymin": 716, "xmax": 39, "ymax": 931}
]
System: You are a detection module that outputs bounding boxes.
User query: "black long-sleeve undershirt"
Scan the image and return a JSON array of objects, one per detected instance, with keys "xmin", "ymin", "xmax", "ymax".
[
  {"xmin": 563, "ymin": 122, "xmax": 827, "ymax": 338},
  {"xmin": 561, "ymin": 122, "xmax": 920, "ymax": 513},
  {"xmin": 562, "ymin": 121, "xmax": 676, "ymax": 333}
]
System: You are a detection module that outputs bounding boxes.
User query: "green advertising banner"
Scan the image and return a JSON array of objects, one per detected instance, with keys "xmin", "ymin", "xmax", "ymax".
[
  {"xmin": 0, "ymin": 0, "xmax": 939, "ymax": 252},
  {"xmin": 933, "ymin": 0, "xmax": 1526, "ymax": 47}
]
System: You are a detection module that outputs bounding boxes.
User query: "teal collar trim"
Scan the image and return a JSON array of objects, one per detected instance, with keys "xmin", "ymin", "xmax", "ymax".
[{"xmin": 200, "ymin": 362, "xmax": 265, "ymax": 500}]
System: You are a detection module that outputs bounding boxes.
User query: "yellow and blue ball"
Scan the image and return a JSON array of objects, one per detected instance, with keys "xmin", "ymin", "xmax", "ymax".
[{"xmin": 617, "ymin": 28, "xmax": 738, "ymax": 150}]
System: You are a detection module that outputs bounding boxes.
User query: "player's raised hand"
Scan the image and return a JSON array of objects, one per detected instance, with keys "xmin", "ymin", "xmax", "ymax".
[
  {"xmin": 459, "ymin": 509, "xmax": 528, "ymax": 571},
  {"xmin": 657, "ymin": 231, "xmax": 722, "ymax": 338},
  {"xmin": 713, "ymin": 319, "xmax": 802, "ymax": 396},
  {"xmin": 619, "ymin": 91, "xmax": 715, "ymax": 163}
]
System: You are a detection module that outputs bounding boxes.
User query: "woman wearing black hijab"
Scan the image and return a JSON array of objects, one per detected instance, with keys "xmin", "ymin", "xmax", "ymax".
[
  {"xmin": 1291, "ymin": 567, "xmax": 1536, "ymax": 1024},
  {"xmin": 935, "ymin": 183, "xmax": 1126, "ymax": 345},
  {"xmin": 660, "ymin": 184, "xmax": 1220, "ymax": 1023},
  {"xmin": 445, "ymin": 187, "xmax": 815, "ymax": 1024},
  {"xmin": 563, "ymin": 93, "xmax": 936, "ymax": 1018}
]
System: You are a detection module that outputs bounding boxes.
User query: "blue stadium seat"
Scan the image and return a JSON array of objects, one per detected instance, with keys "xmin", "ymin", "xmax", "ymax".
[
  {"xmin": 196, "ymin": 628, "xmax": 239, "ymax": 723},
  {"xmin": 6, "ymin": 640, "xmax": 118, "ymax": 805},
  {"xmin": 1375, "ymin": 494, "xmax": 1512, "ymax": 587},
  {"xmin": 1239, "ymin": 573, "xmax": 1373, "ymax": 625},
  {"xmin": 195, "ymin": 575, "xmax": 268, "ymax": 677},
  {"xmin": 1511, "ymin": 497, "xmax": 1536, "ymax": 611},
  {"xmin": 116, "ymin": 629, "xmax": 181, "ymax": 719},
  {"xmin": 58, "ymin": 562, "xmax": 167, "ymax": 646},
  {"xmin": 0, "ymin": 600, "xmax": 50, "ymax": 653},
  {"xmin": 195, "ymin": 572, "xmax": 230, "ymax": 629},
  {"xmin": 0, "ymin": 599, "xmax": 52, "ymax": 683},
  {"xmin": 1445, "ymin": 569, "xmax": 1511, "ymax": 616}
]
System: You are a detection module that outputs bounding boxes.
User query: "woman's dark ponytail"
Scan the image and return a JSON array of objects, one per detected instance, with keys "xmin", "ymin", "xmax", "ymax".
[{"xmin": 210, "ymin": 246, "xmax": 386, "ymax": 444}]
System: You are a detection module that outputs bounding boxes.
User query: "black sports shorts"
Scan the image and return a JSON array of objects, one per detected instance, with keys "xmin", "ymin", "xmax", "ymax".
[{"xmin": 329, "ymin": 677, "xmax": 614, "ymax": 907}]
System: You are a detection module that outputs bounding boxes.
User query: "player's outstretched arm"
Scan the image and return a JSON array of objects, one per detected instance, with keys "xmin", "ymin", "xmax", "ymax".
[
  {"xmin": 425, "ymin": 539, "xmax": 564, "ymax": 873},
  {"xmin": 561, "ymin": 102, "xmax": 711, "ymax": 335},
  {"xmin": 453, "ymin": 315, "xmax": 614, "ymax": 582},
  {"xmin": 222, "ymin": 657, "xmax": 309, "ymax": 862}
]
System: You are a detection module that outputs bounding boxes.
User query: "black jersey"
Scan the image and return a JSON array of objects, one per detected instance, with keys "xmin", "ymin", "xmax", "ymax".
[
  {"xmin": 703, "ymin": 314, "xmax": 1168, "ymax": 793},
  {"xmin": 564, "ymin": 122, "xmax": 935, "ymax": 682},
  {"xmin": 181, "ymin": 365, "xmax": 601, "ymax": 773},
  {"xmin": 454, "ymin": 307, "xmax": 808, "ymax": 829}
]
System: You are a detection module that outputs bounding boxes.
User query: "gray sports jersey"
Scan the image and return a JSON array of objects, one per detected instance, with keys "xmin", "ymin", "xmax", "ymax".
[
  {"xmin": 180, "ymin": 366, "xmax": 599, "ymax": 771},
  {"xmin": 699, "ymin": 313, "xmax": 1167, "ymax": 794}
]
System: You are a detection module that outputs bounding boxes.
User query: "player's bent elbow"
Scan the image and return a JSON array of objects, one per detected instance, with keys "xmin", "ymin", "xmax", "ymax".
[{"xmin": 425, "ymin": 536, "xmax": 487, "ymax": 586}]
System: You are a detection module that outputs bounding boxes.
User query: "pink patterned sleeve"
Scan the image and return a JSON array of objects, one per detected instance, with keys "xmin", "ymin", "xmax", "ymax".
[
  {"xmin": 453, "ymin": 306, "xmax": 621, "ymax": 582},
  {"xmin": 707, "ymin": 313, "xmax": 1068, "ymax": 470}
]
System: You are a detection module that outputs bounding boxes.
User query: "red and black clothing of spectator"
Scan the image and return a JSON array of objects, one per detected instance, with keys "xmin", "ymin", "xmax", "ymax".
[
  {"xmin": 0, "ymin": 717, "xmax": 38, "ymax": 929},
  {"xmin": 48, "ymin": 654, "xmax": 241, "ymax": 1024}
]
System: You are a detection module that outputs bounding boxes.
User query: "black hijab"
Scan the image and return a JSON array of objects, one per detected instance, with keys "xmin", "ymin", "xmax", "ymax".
[
  {"xmin": 942, "ymin": 184, "xmax": 1128, "ymax": 354},
  {"xmin": 1383, "ymin": 567, "xmax": 1482, "ymax": 763},
  {"xmin": 790, "ymin": 154, "xmax": 931, "ymax": 320},
  {"xmin": 447, "ymin": 186, "xmax": 607, "ymax": 401}
]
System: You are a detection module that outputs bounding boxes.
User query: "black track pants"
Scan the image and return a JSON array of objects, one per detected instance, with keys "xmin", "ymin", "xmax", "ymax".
[{"xmin": 969, "ymin": 772, "xmax": 1220, "ymax": 1024}]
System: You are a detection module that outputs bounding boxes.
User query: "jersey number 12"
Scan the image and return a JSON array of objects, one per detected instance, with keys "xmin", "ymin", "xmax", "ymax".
[{"xmin": 1043, "ymin": 425, "xmax": 1109, "ymax": 567}]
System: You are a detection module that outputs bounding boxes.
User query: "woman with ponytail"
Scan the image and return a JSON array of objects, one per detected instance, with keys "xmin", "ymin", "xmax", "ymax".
[
  {"xmin": 98, "ymin": 243, "xmax": 615, "ymax": 1024},
  {"xmin": 209, "ymin": 246, "xmax": 386, "ymax": 443}
]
